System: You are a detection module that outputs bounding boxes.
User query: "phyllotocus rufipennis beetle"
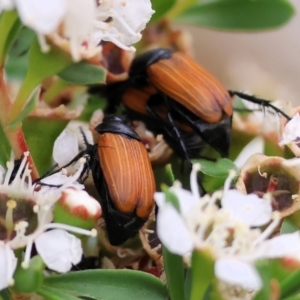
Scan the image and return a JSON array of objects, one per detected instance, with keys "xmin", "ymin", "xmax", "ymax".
[
  {"xmin": 46, "ymin": 115, "xmax": 156, "ymax": 246},
  {"xmin": 92, "ymin": 48, "xmax": 290, "ymax": 166},
  {"xmin": 92, "ymin": 115, "xmax": 156, "ymax": 245}
]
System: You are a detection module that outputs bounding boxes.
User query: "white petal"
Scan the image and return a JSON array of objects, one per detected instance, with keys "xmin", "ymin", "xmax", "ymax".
[
  {"xmin": 154, "ymin": 188, "xmax": 199, "ymax": 217},
  {"xmin": 53, "ymin": 129, "xmax": 79, "ymax": 167},
  {"xmin": 234, "ymin": 137, "xmax": 264, "ymax": 169},
  {"xmin": 63, "ymin": 0, "xmax": 96, "ymax": 60},
  {"xmin": 170, "ymin": 187, "xmax": 199, "ymax": 216},
  {"xmin": 0, "ymin": 244, "xmax": 17, "ymax": 290},
  {"xmin": 263, "ymin": 232, "xmax": 300, "ymax": 258},
  {"xmin": 157, "ymin": 203, "xmax": 193, "ymax": 255},
  {"xmin": 35, "ymin": 229, "xmax": 82, "ymax": 273},
  {"xmin": 0, "ymin": 0, "xmax": 14, "ymax": 12},
  {"xmin": 215, "ymin": 258, "xmax": 262, "ymax": 290},
  {"xmin": 221, "ymin": 190, "xmax": 272, "ymax": 226},
  {"xmin": 15, "ymin": 0, "xmax": 67, "ymax": 34},
  {"xmin": 40, "ymin": 172, "xmax": 84, "ymax": 190},
  {"xmin": 279, "ymin": 113, "xmax": 300, "ymax": 146},
  {"xmin": 0, "ymin": 164, "xmax": 5, "ymax": 184}
]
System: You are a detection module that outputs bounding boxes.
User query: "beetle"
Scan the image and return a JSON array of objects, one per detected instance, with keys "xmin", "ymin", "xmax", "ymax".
[
  {"xmin": 92, "ymin": 115, "xmax": 156, "ymax": 245},
  {"xmin": 43, "ymin": 115, "xmax": 156, "ymax": 246},
  {"xmin": 91, "ymin": 48, "xmax": 291, "ymax": 165}
]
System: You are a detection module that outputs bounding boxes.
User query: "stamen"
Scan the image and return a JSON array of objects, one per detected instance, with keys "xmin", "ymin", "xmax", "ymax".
[
  {"xmin": 191, "ymin": 163, "xmax": 201, "ymax": 199},
  {"xmin": 253, "ymin": 211, "xmax": 281, "ymax": 246},
  {"xmin": 5, "ymin": 244, "xmax": 15, "ymax": 286},
  {"xmin": 5, "ymin": 200, "xmax": 16, "ymax": 233},
  {"xmin": 258, "ymin": 166, "xmax": 268, "ymax": 178},
  {"xmin": 11, "ymin": 152, "xmax": 29, "ymax": 188},
  {"xmin": 44, "ymin": 223, "xmax": 97, "ymax": 237},
  {"xmin": 173, "ymin": 180, "xmax": 182, "ymax": 188},
  {"xmin": 22, "ymin": 238, "xmax": 34, "ymax": 269},
  {"xmin": 3, "ymin": 161, "xmax": 14, "ymax": 186},
  {"xmin": 222, "ymin": 170, "xmax": 237, "ymax": 198}
]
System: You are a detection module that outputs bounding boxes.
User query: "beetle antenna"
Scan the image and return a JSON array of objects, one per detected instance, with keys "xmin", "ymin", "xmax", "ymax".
[
  {"xmin": 80, "ymin": 127, "xmax": 90, "ymax": 147},
  {"xmin": 229, "ymin": 90, "xmax": 292, "ymax": 120}
]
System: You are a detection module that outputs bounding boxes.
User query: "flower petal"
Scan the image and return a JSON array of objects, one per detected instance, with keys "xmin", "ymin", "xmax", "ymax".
[
  {"xmin": 279, "ymin": 113, "xmax": 300, "ymax": 146},
  {"xmin": 35, "ymin": 229, "xmax": 82, "ymax": 273},
  {"xmin": 53, "ymin": 129, "xmax": 79, "ymax": 167},
  {"xmin": 234, "ymin": 137, "xmax": 264, "ymax": 169},
  {"xmin": 0, "ymin": 244, "xmax": 17, "ymax": 290},
  {"xmin": 15, "ymin": 0, "xmax": 67, "ymax": 34},
  {"xmin": 263, "ymin": 232, "xmax": 300, "ymax": 258},
  {"xmin": 156, "ymin": 203, "xmax": 193, "ymax": 255},
  {"xmin": 221, "ymin": 190, "xmax": 272, "ymax": 226},
  {"xmin": 215, "ymin": 258, "xmax": 262, "ymax": 290}
]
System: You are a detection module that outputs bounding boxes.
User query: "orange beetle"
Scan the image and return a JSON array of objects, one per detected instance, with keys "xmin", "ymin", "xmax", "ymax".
[
  {"xmin": 95, "ymin": 48, "xmax": 290, "ymax": 164},
  {"xmin": 92, "ymin": 115, "xmax": 156, "ymax": 245}
]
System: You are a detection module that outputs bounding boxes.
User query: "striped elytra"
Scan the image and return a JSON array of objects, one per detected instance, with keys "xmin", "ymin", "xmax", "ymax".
[
  {"xmin": 147, "ymin": 51, "xmax": 232, "ymax": 123},
  {"xmin": 97, "ymin": 132, "xmax": 155, "ymax": 218}
]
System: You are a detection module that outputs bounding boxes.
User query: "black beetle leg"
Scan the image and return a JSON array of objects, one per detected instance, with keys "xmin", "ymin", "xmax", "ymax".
[
  {"xmin": 229, "ymin": 90, "xmax": 292, "ymax": 121},
  {"xmin": 145, "ymin": 101, "xmax": 192, "ymax": 168}
]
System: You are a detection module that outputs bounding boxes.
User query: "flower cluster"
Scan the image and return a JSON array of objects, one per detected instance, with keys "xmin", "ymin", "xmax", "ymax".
[
  {"xmin": 0, "ymin": 152, "xmax": 100, "ymax": 290},
  {"xmin": 155, "ymin": 165, "xmax": 300, "ymax": 292},
  {"xmin": 1, "ymin": 0, "xmax": 154, "ymax": 60}
]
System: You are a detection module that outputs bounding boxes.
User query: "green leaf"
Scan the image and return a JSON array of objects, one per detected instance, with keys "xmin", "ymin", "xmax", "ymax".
[
  {"xmin": 151, "ymin": 0, "xmax": 177, "ymax": 22},
  {"xmin": 42, "ymin": 269, "xmax": 168, "ymax": 300},
  {"xmin": 58, "ymin": 61, "xmax": 106, "ymax": 85},
  {"xmin": 5, "ymin": 27, "xmax": 34, "ymax": 80},
  {"xmin": 283, "ymin": 296, "xmax": 300, "ymax": 300},
  {"xmin": 280, "ymin": 269, "xmax": 300, "ymax": 299},
  {"xmin": 0, "ymin": 125, "xmax": 11, "ymax": 166},
  {"xmin": 154, "ymin": 165, "xmax": 174, "ymax": 192},
  {"xmin": 0, "ymin": 10, "xmax": 21, "ymax": 66},
  {"xmin": 253, "ymin": 260, "xmax": 271, "ymax": 300},
  {"xmin": 161, "ymin": 186, "xmax": 180, "ymax": 211},
  {"xmin": 192, "ymin": 158, "xmax": 238, "ymax": 178},
  {"xmin": 281, "ymin": 219, "xmax": 298, "ymax": 234},
  {"xmin": 22, "ymin": 117, "xmax": 69, "ymax": 175},
  {"xmin": 190, "ymin": 249, "xmax": 215, "ymax": 300},
  {"xmin": 8, "ymin": 38, "xmax": 72, "ymax": 124},
  {"xmin": 0, "ymin": 289, "xmax": 11, "ymax": 300},
  {"xmin": 37, "ymin": 285, "xmax": 82, "ymax": 300},
  {"xmin": 7, "ymin": 88, "xmax": 38, "ymax": 129},
  {"xmin": 163, "ymin": 246, "xmax": 185, "ymax": 300},
  {"xmin": 176, "ymin": 0, "xmax": 295, "ymax": 31}
]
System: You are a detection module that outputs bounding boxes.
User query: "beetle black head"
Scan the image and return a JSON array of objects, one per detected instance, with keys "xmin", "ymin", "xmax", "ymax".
[
  {"xmin": 94, "ymin": 115, "xmax": 141, "ymax": 141},
  {"xmin": 129, "ymin": 48, "xmax": 172, "ymax": 86}
]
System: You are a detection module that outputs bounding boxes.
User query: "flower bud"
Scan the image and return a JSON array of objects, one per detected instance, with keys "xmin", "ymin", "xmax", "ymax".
[{"xmin": 53, "ymin": 188, "xmax": 102, "ymax": 231}]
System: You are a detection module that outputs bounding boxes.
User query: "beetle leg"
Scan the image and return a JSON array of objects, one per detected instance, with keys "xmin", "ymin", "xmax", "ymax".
[{"xmin": 229, "ymin": 90, "xmax": 292, "ymax": 121}]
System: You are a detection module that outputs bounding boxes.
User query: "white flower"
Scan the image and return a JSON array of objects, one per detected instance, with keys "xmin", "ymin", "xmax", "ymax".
[
  {"xmin": 155, "ymin": 165, "xmax": 300, "ymax": 291},
  {"xmin": 93, "ymin": 0, "xmax": 154, "ymax": 51},
  {"xmin": 53, "ymin": 121, "xmax": 93, "ymax": 172},
  {"xmin": 0, "ymin": 152, "xmax": 97, "ymax": 287},
  {"xmin": 279, "ymin": 113, "xmax": 300, "ymax": 146},
  {"xmin": 1, "ymin": 0, "xmax": 154, "ymax": 60}
]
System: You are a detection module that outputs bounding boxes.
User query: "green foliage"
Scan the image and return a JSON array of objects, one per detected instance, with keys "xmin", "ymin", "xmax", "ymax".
[
  {"xmin": 13, "ymin": 256, "xmax": 45, "ymax": 293},
  {"xmin": 151, "ymin": 0, "xmax": 177, "ymax": 22},
  {"xmin": 22, "ymin": 117, "xmax": 69, "ymax": 175},
  {"xmin": 0, "ymin": 10, "xmax": 21, "ymax": 66},
  {"xmin": 190, "ymin": 250, "xmax": 215, "ymax": 300},
  {"xmin": 58, "ymin": 61, "xmax": 106, "ymax": 85},
  {"xmin": 39, "ymin": 269, "xmax": 168, "ymax": 300},
  {"xmin": 5, "ymin": 27, "xmax": 34, "ymax": 80},
  {"xmin": 176, "ymin": 0, "xmax": 295, "ymax": 30},
  {"xmin": 192, "ymin": 158, "xmax": 238, "ymax": 192},
  {"xmin": 163, "ymin": 246, "xmax": 185, "ymax": 300},
  {"xmin": 0, "ymin": 124, "xmax": 11, "ymax": 166}
]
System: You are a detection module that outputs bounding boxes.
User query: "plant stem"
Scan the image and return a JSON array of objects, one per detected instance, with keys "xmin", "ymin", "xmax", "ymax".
[{"xmin": 0, "ymin": 69, "xmax": 39, "ymax": 179}]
